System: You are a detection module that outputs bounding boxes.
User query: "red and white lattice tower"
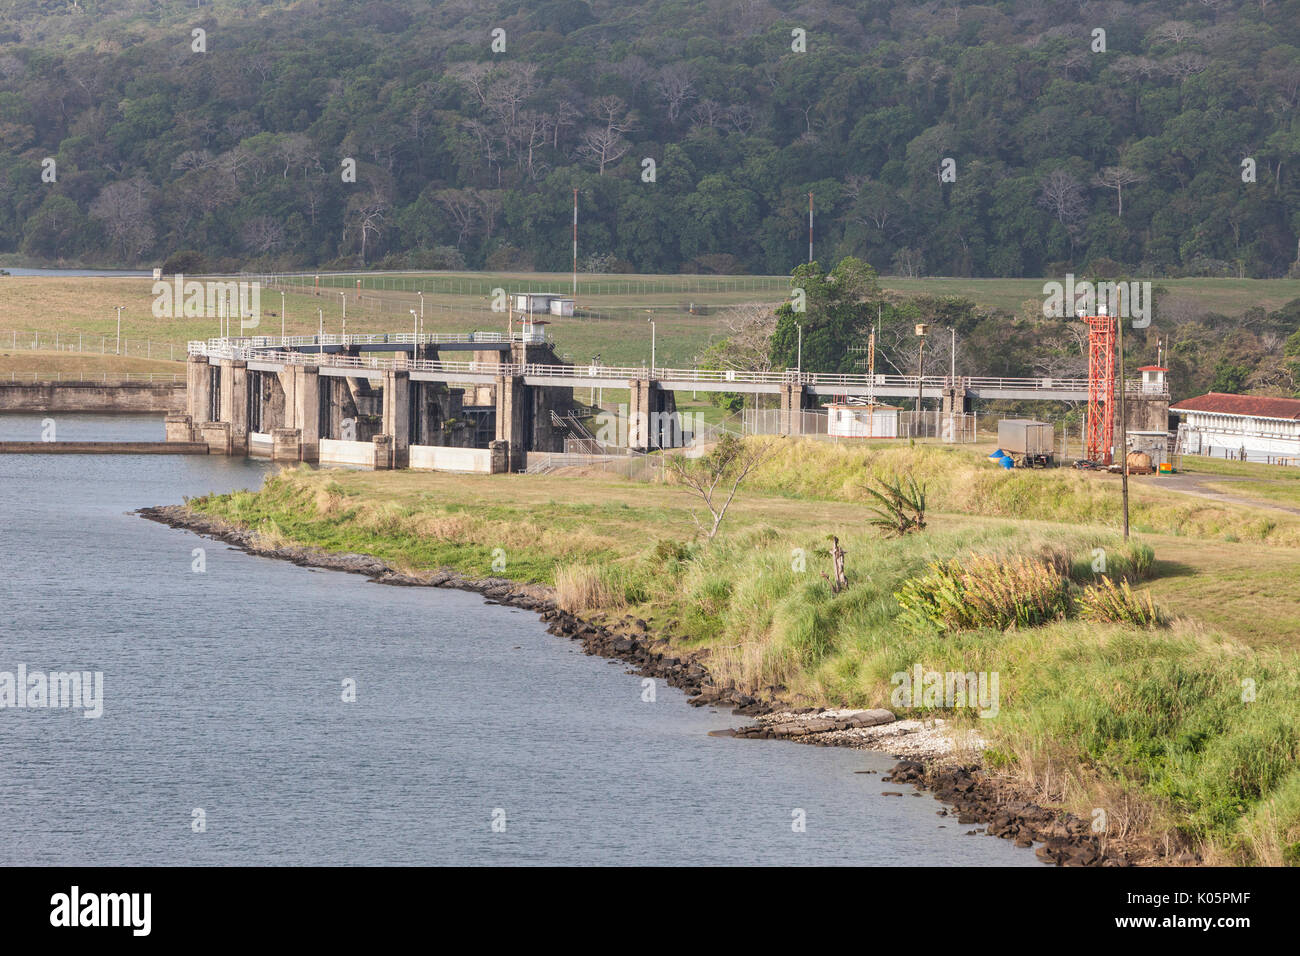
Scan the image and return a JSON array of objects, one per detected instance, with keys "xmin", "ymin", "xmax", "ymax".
[{"xmin": 1081, "ymin": 310, "xmax": 1116, "ymax": 464}]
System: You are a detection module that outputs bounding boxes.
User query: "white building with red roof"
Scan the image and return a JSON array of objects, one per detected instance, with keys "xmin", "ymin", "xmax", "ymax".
[{"xmin": 1171, "ymin": 392, "xmax": 1300, "ymax": 462}]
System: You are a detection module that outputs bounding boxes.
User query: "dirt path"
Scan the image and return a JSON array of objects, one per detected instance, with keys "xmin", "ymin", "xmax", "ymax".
[{"xmin": 1154, "ymin": 473, "xmax": 1300, "ymax": 516}]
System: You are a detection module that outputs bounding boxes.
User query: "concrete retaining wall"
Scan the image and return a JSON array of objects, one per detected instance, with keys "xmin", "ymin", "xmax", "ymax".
[
  {"xmin": 0, "ymin": 382, "xmax": 185, "ymax": 413},
  {"xmin": 319, "ymin": 437, "xmax": 379, "ymax": 467},
  {"xmin": 410, "ymin": 444, "xmax": 491, "ymax": 473}
]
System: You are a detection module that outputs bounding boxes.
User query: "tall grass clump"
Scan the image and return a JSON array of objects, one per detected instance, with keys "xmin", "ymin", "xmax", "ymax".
[
  {"xmin": 1077, "ymin": 577, "xmax": 1168, "ymax": 627},
  {"xmin": 555, "ymin": 563, "xmax": 626, "ymax": 612},
  {"xmin": 896, "ymin": 555, "xmax": 1071, "ymax": 632}
]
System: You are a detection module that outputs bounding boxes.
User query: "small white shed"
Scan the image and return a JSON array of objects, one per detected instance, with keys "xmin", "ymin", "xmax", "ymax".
[
  {"xmin": 512, "ymin": 293, "xmax": 554, "ymax": 314},
  {"xmin": 827, "ymin": 403, "xmax": 899, "ymax": 438}
]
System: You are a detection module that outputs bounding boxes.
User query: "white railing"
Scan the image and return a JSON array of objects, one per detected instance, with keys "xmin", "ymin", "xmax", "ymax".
[
  {"xmin": 186, "ymin": 339, "xmax": 1167, "ymax": 396},
  {"xmin": 3, "ymin": 371, "xmax": 184, "ymax": 384}
]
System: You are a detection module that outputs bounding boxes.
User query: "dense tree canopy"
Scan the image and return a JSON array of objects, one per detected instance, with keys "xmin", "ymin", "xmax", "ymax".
[{"xmin": 0, "ymin": 0, "xmax": 1298, "ymax": 277}]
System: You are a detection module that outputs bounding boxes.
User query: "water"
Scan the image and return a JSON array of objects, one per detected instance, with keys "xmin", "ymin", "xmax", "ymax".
[{"xmin": 0, "ymin": 414, "xmax": 1040, "ymax": 865}]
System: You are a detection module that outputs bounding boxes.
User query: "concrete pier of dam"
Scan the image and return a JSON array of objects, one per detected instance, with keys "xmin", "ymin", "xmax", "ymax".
[{"xmin": 171, "ymin": 334, "xmax": 619, "ymax": 473}]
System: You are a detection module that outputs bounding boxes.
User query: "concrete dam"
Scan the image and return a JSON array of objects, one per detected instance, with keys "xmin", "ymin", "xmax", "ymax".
[
  {"xmin": 172, "ymin": 331, "xmax": 1169, "ymax": 473},
  {"xmin": 170, "ymin": 331, "xmax": 685, "ymax": 473}
]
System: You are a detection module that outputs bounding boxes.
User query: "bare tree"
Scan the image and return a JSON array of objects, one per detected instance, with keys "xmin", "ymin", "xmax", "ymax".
[
  {"xmin": 241, "ymin": 215, "xmax": 286, "ymax": 255},
  {"xmin": 477, "ymin": 189, "xmax": 504, "ymax": 239},
  {"xmin": 578, "ymin": 126, "xmax": 631, "ymax": 175},
  {"xmin": 344, "ymin": 187, "xmax": 389, "ymax": 263},
  {"xmin": 1094, "ymin": 166, "xmax": 1145, "ymax": 217},
  {"xmin": 691, "ymin": 98, "xmax": 727, "ymax": 130},
  {"xmin": 726, "ymin": 102, "xmax": 755, "ymax": 134},
  {"xmin": 89, "ymin": 177, "xmax": 155, "ymax": 261},
  {"xmin": 1151, "ymin": 20, "xmax": 1196, "ymax": 44},
  {"xmin": 434, "ymin": 188, "xmax": 481, "ymax": 247},
  {"xmin": 512, "ymin": 110, "xmax": 549, "ymax": 178},
  {"xmin": 666, "ymin": 434, "xmax": 774, "ymax": 540},
  {"xmin": 546, "ymin": 99, "xmax": 582, "ymax": 148},
  {"xmin": 891, "ymin": 246, "xmax": 926, "ymax": 278},
  {"xmin": 611, "ymin": 54, "xmax": 653, "ymax": 92},
  {"xmin": 1163, "ymin": 53, "xmax": 1210, "ymax": 81},
  {"xmin": 703, "ymin": 303, "xmax": 778, "ymax": 372},
  {"xmin": 654, "ymin": 63, "xmax": 696, "ymax": 124},
  {"xmin": 591, "ymin": 94, "xmax": 635, "ymax": 136},
  {"xmin": 1037, "ymin": 169, "xmax": 1088, "ymax": 233}
]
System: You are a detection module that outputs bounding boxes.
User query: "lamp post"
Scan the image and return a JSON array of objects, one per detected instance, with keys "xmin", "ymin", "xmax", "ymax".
[
  {"xmin": 914, "ymin": 323, "xmax": 929, "ymax": 434},
  {"xmin": 339, "ymin": 292, "xmax": 346, "ymax": 339},
  {"xmin": 115, "ymin": 306, "xmax": 123, "ymax": 355},
  {"xmin": 1115, "ymin": 304, "xmax": 1130, "ymax": 540},
  {"xmin": 648, "ymin": 316, "xmax": 656, "ymax": 376},
  {"xmin": 280, "ymin": 291, "xmax": 286, "ymax": 338},
  {"xmin": 797, "ymin": 323, "xmax": 802, "ymax": 376}
]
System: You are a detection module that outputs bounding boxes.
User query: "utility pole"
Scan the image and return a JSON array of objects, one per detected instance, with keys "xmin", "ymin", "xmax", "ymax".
[
  {"xmin": 796, "ymin": 323, "xmax": 802, "ymax": 375},
  {"xmin": 115, "ymin": 306, "xmax": 123, "ymax": 354},
  {"xmin": 280, "ymin": 291, "xmax": 286, "ymax": 337},
  {"xmin": 1117, "ymin": 306, "xmax": 1130, "ymax": 539},
  {"xmin": 914, "ymin": 323, "xmax": 928, "ymax": 420},
  {"xmin": 647, "ymin": 314, "xmax": 656, "ymax": 376}
]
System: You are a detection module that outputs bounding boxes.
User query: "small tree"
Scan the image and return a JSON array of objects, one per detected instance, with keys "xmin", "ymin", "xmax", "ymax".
[
  {"xmin": 865, "ymin": 474, "xmax": 928, "ymax": 537},
  {"xmin": 666, "ymin": 434, "xmax": 772, "ymax": 540}
]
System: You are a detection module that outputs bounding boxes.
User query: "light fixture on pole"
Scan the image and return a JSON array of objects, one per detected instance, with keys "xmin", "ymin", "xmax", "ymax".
[
  {"xmin": 645, "ymin": 311, "xmax": 656, "ymax": 376},
  {"xmin": 115, "ymin": 306, "xmax": 123, "ymax": 355},
  {"xmin": 1114, "ymin": 303, "xmax": 1130, "ymax": 540},
  {"xmin": 280, "ymin": 291, "xmax": 286, "ymax": 338},
  {"xmin": 797, "ymin": 323, "xmax": 802, "ymax": 375},
  {"xmin": 914, "ymin": 323, "xmax": 929, "ymax": 425}
]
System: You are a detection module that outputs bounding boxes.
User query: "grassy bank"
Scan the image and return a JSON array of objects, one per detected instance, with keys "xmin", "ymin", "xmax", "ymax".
[{"xmin": 186, "ymin": 440, "xmax": 1300, "ymax": 864}]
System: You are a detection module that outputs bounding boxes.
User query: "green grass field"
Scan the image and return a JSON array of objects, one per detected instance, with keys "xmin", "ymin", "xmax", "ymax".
[{"xmin": 5, "ymin": 272, "xmax": 1299, "ymax": 371}]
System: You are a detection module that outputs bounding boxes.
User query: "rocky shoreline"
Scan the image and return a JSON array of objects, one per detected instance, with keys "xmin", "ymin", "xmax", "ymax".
[{"xmin": 138, "ymin": 502, "xmax": 1134, "ymax": 866}]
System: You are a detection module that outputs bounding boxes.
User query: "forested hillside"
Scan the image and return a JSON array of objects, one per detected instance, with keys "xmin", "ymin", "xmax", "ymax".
[{"xmin": 1, "ymin": 0, "xmax": 1299, "ymax": 277}]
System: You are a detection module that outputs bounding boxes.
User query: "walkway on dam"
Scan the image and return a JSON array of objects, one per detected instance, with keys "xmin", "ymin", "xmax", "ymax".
[{"xmin": 189, "ymin": 333, "xmax": 1166, "ymax": 402}]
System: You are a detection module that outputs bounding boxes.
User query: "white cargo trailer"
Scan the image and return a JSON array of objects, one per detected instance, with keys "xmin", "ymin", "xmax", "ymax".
[{"xmin": 997, "ymin": 419, "xmax": 1055, "ymax": 467}]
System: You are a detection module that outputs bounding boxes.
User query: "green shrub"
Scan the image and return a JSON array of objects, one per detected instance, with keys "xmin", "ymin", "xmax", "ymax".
[
  {"xmin": 865, "ymin": 473, "xmax": 927, "ymax": 537},
  {"xmin": 896, "ymin": 555, "xmax": 1071, "ymax": 632},
  {"xmin": 1077, "ymin": 577, "xmax": 1168, "ymax": 627}
]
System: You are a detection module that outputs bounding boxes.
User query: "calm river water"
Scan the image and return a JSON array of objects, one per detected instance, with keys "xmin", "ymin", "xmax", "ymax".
[{"xmin": 0, "ymin": 413, "xmax": 1039, "ymax": 865}]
